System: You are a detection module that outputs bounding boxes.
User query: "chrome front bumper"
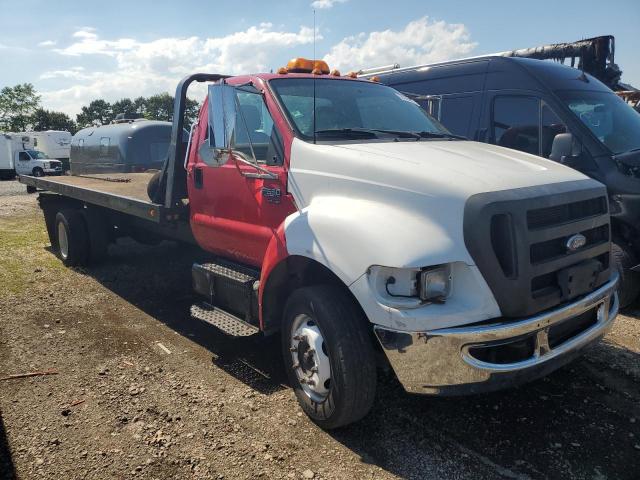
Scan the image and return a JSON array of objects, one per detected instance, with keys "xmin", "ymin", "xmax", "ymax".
[{"xmin": 375, "ymin": 273, "xmax": 619, "ymax": 395}]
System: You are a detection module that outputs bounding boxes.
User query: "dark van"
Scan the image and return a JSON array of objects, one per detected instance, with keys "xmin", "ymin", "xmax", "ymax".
[
  {"xmin": 70, "ymin": 120, "xmax": 171, "ymax": 175},
  {"xmin": 373, "ymin": 56, "xmax": 640, "ymax": 307}
]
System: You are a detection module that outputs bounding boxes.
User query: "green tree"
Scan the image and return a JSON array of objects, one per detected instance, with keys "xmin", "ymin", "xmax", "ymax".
[
  {"xmin": 30, "ymin": 108, "xmax": 77, "ymax": 134},
  {"xmin": 76, "ymin": 99, "xmax": 113, "ymax": 127},
  {"xmin": 112, "ymin": 98, "xmax": 139, "ymax": 118},
  {"xmin": 0, "ymin": 83, "xmax": 41, "ymax": 131},
  {"xmin": 143, "ymin": 93, "xmax": 199, "ymax": 124}
]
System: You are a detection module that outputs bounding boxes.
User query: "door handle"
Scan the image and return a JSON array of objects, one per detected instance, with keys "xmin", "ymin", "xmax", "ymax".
[{"xmin": 194, "ymin": 167, "xmax": 203, "ymax": 189}]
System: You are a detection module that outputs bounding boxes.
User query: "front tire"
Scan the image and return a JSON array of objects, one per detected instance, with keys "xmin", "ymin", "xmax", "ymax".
[
  {"xmin": 32, "ymin": 167, "xmax": 44, "ymax": 177},
  {"xmin": 55, "ymin": 209, "xmax": 90, "ymax": 267},
  {"xmin": 282, "ymin": 285, "xmax": 377, "ymax": 429}
]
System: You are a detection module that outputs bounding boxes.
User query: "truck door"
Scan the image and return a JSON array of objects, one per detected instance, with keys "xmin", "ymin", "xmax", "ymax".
[
  {"xmin": 188, "ymin": 84, "xmax": 296, "ymax": 267},
  {"xmin": 15, "ymin": 151, "xmax": 33, "ymax": 175}
]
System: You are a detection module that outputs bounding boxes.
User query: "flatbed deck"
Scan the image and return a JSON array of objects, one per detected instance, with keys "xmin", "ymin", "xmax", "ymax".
[{"xmin": 19, "ymin": 172, "xmax": 166, "ymax": 223}]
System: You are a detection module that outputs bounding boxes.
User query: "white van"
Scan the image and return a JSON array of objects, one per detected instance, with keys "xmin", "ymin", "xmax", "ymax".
[
  {"xmin": 14, "ymin": 149, "xmax": 63, "ymax": 176},
  {"xmin": 0, "ymin": 134, "xmax": 15, "ymax": 179}
]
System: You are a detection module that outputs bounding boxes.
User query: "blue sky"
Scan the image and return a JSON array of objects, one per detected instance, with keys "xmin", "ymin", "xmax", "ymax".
[{"xmin": 0, "ymin": 0, "xmax": 638, "ymax": 117}]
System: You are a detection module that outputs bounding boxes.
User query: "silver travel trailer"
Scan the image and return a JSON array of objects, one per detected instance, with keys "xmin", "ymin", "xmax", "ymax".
[{"xmin": 70, "ymin": 120, "xmax": 172, "ymax": 175}]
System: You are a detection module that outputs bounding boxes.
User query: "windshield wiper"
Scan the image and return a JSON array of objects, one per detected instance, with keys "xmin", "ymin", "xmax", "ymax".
[
  {"xmin": 315, "ymin": 128, "xmax": 422, "ymax": 140},
  {"xmin": 314, "ymin": 128, "xmax": 379, "ymax": 139},
  {"xmin": 417, "ymin": 131, "xmax": 467, "ymax": 140}
]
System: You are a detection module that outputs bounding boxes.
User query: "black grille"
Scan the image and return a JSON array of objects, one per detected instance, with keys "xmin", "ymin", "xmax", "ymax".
[
  {"xmin": 464, "ymin": 180, "xmax": 611, "ymax": 318},
  {"xmin": 527, "ymin": 196, "xmax": 607, "ymax": 230},
  {"xmin": 530, "ymin": 224, "xmax": 609, "ymax": 265}
]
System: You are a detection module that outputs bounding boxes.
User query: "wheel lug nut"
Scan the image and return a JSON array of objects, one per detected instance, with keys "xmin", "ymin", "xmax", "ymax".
[
  {"xmin": 292, "ymin": 362, "xmax": 300, "ymax": 369},
  {"xmin": 289, "ymin": 347, "xmax": 297, "ymax": 352}
]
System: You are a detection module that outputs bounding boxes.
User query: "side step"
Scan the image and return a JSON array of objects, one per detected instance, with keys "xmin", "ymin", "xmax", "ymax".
[
  {"xmin": 192, "ymin": 259, "xmax": 260, "ymax": 324},
  {"xmin": 191, "ymin": 302, "xmax": 259, "ymax": 337}
]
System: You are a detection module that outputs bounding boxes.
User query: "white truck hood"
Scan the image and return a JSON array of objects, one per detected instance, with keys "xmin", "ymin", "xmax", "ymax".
[
  {"xmin": 311, "ymin": 139, "xmax": 587, "ymax": 199},
  {"xmin": 287, "ymin": 138, "xmax": 594, "ymax": 272}
]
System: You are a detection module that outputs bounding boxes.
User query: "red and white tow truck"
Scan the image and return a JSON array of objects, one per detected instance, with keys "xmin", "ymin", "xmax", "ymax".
[{"xmin": 20, "ymin": 58, "xmax": 619, "ymax": 429}]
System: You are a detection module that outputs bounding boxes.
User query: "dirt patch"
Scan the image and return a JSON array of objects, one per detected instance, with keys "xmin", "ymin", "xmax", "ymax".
[{"xmin": 0, "ymin": 194, "xmax": 638, "ymax": 480}]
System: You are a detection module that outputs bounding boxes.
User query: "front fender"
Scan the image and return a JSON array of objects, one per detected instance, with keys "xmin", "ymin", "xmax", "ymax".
[
  {"xmin": 281, "ymin": 197, "xmax": 500, "ymax": 331},
  {"xmin": 283, "ymin": 196, "xmax": 473, "ymax": 285}
]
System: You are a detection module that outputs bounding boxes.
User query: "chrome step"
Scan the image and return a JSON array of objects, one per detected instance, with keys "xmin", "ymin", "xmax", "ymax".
[{"xmin": 191, "ymin": 302, "xmax": 259, "ymax": 337}]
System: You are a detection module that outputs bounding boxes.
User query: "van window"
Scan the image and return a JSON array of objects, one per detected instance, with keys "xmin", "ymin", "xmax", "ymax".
[
  {"xmin": 492, "ymin": 96, "xmax": 539, "ymax": 155},
  {"xmin": 541, "ymin": 103, "xmax": 567, "ymax": 158},
  {"xmin": 441, "ymin": 96, "xmax": 475, "ymax": 137},
  {"xmin": 18, "ymin": 152, "xmax": 30, "ymax": 161},
  {"xmin": 100, "ymin": 137, "xmax": 110, "ymax": 157}
]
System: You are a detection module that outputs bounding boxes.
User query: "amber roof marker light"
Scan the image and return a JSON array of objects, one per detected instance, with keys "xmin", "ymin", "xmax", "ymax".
[{"xmin": 280, "ymin": 58, "xmax": 330, "ymax": 75}]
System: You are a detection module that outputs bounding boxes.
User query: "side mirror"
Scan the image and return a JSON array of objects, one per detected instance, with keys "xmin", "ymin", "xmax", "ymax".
[
  {"xmin": 202, "ymin": 83, "xmax": 237, "ymax": 167},
  {"xmin": 549, "ymin": 133, "xmax": 590, "ymax": 170}
]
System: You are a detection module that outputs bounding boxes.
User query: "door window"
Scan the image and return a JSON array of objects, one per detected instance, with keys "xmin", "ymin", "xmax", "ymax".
[
  {"xmin": 233, "ymin": 89, "xmax": 280, "ymax": 165},
  {"xmin": 541, "ymin": 103, "xmax": 567, "ymax": 158},
  {"xmin": 18, "ymin": 152, "xmax": 30, "ymax": 161},
  {"xmin": 492, "ymin": 96, "xmax": 540, "ymax": 155}
]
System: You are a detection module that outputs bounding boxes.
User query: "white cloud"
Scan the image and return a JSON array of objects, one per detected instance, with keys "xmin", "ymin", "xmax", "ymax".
[
  {"xmin": 38, "ymin": 40, "xmax": 57, "ymax": 47},
  {"xmin": 324, "ymin": 16, "xmax": 477, "ymax": 72},
  {"xmin": 39, "ymin": 68, "xmax": 88, "ymax": 80},
  {"xmin": 38, "ymin": 18, "xmax": 477, "ymax": 118},
  {"xmin": 311, "ymin": 0, "xmax": 347, "ymax": 8},
  {"xmin": 40, "ymin": 24, "xmax": 317, "ymax": 116}
]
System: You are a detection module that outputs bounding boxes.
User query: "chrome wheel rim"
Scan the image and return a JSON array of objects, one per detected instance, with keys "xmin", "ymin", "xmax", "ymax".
[
  {"xmin": 57, "ymin": 222, "xmax": 69, "ymax": 260},
  {"xmin": 290, "ymin": 314, "xmax": 331, "ymax": 402}
]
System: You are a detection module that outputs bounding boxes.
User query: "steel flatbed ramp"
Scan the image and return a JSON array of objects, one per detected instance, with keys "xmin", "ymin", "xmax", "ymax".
[{"xmin": 19, "ymin": 172, "xmax": 164, "ymax": 223}]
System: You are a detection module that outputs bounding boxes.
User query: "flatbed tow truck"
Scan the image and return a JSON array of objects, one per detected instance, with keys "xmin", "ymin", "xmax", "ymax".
[{"xmin": 20, "ymin": 60, "xmax": 619, "ymax": 429}]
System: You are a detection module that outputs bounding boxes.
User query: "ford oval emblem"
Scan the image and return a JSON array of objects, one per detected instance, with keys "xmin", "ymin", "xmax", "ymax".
[{"xmin": 566, "ymin": 233, "xmax": 587, "ymax": 252}]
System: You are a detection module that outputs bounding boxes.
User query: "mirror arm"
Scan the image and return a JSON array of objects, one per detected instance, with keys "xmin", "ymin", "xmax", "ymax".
[{"xmin": 233, "ymin": 154, "xmax": 278, "ymax": 179}]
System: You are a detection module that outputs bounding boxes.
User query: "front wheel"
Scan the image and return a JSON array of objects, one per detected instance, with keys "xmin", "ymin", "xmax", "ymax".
[
  {"xmin": 32, "ymin": 167, "xmax": 44, "ymax": 177},
  {"xmin": 282, "ymin": 285, "xmax": 377, "ymax": 429}
]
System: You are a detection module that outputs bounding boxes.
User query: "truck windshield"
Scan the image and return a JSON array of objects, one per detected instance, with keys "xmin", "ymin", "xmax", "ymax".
[
  {"xmin": 557, "ymin": 90, "xmax": 640, "ymax": 155},
  {"xmin": 26, "ymin": 150, "xmax": 48, "ymax": 159},
  {"xmin": 269, "ymin": 78, "xmax": 451, "ymax": 141}
]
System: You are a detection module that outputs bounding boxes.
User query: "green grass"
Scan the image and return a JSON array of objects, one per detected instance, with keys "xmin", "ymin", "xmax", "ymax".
[{"xmin": 0, "ymin": 212, "xmax": 64, "ymax": 294}]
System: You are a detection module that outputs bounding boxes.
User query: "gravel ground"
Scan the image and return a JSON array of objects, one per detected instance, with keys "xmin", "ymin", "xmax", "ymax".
[
  {"xmin": 0, "ymin": 190, "xmax": 639, "ymax": 480},
  {"xmin": 0, "ymin": 179, "xmax": 27, "ymax": 197}
]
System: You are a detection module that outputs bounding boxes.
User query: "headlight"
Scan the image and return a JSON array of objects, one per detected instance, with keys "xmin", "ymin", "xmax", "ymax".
[
  {"xmin": 367, "ymin": 264, "xmax": 452, "ymax": 308},
  {"xmin": 419, "ymin": 265, "xmax": 451, "ymax": 302}
]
